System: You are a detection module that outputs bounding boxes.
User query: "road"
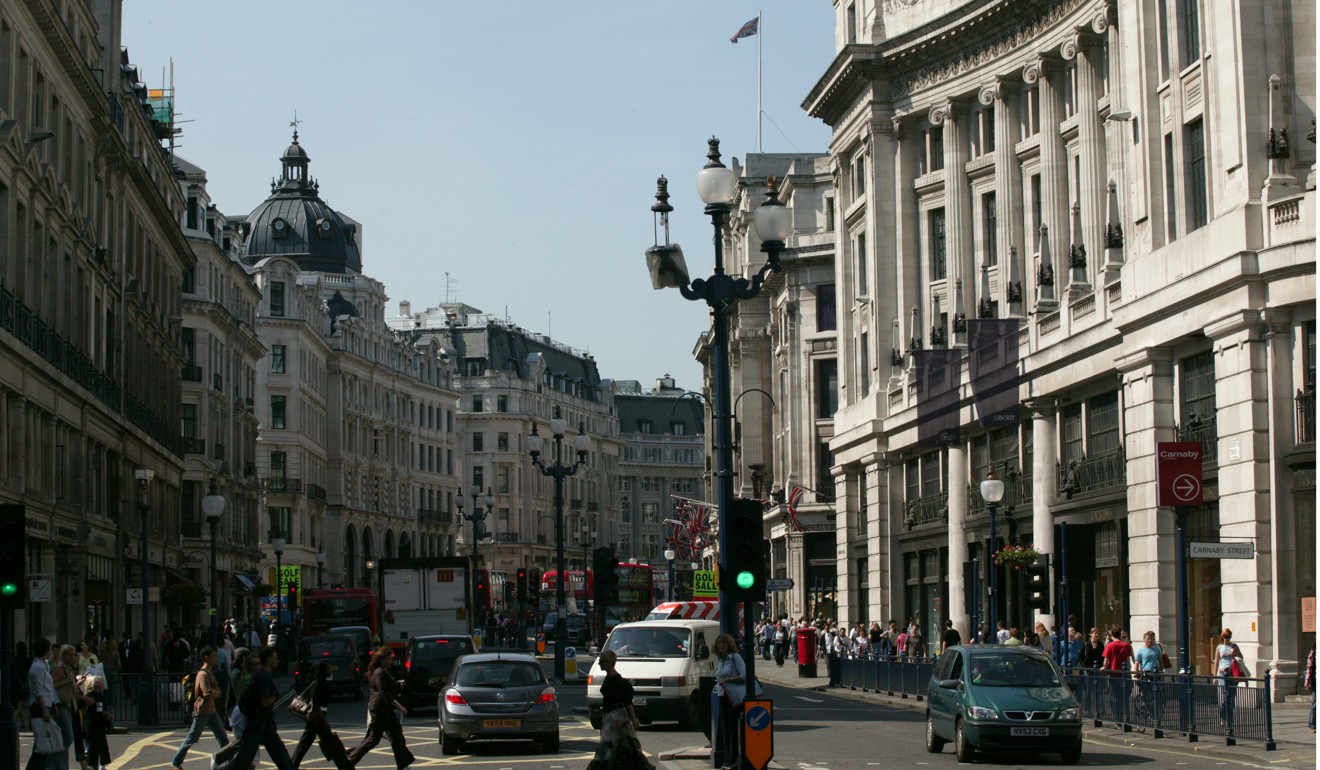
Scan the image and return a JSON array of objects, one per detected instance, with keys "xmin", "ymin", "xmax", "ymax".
[{"xmin": 18, "ymin": 675, "xmax": 1302, "ymax": 769}]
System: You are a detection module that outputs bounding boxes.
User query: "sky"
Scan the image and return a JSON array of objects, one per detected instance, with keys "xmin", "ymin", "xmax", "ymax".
[{"xmin": 123, "ymin": 2, "xmax": 837, "ymax": 391}]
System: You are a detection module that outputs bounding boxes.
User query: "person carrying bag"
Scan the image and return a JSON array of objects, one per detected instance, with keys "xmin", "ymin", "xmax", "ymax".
[
  {"xmin": 291, "ymin": 661, "xmax": 353, "ymax": 770},
  {"xmin": 346, "ymin": 647, "xmax": 414, "ymax": 769}
]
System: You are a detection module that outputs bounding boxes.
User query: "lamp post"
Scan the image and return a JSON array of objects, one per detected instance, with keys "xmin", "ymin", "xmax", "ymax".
[
  {"xmin": 528, "ymin": 413, "xmax": 590, "ymax": 682},
  {"xmin": 980, "ymin": 470, "xmax": 1006, "ymax": 642},
  {"xmin": 134, "ymin": 468, "xmax": 157, "ymax": 726},
  {"xmin": 315, "ymin": 551, "xmax": 326, "ymax": 590},
  {"xmin": 364, "ymin": 558, "xmax": 380, "ymax": 642},
  {"xmin": 573, "ymin": 524, "xmax": 595, "ymax": 573},
  {"xmin": 201, "ymin": 484, "xmax": 226, "ymax": 647},
  {"xmin": 664, "ymin": 549, "xmax": 677, "ymax": 601},
  {"xmin": 458, "ymin": 485, "xmax": 494, "ymax": 627},
  {"xmin": 272, "ymin": 537, "xmax": 286, "ymax": 625},
  {"xmin": 647, "ymin": 138, "xmax": 789, "ymax": 691}
]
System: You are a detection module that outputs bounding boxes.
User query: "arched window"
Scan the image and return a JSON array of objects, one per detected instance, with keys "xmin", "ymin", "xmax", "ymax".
[
  {"xmin": 344, "ymin": 525, "xmax": 357, "ymax": 587},
  {"xmin": 384, "ymin": 530, "xmax": 395, "ymax": 560}
]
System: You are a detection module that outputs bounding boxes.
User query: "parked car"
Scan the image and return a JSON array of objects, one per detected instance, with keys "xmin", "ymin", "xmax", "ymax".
[
  {"xmin": 585, "ymin": 618, "xmax": 717, "ymax": 730},
  {"xmin": 438, "ymin": 651, "xmax": 559, "ymax": 755},
  {"xmin": 925, "ymin": 645, "xmax": 1083, "ymax": 764},
  {"xmin": 294, "ymin": 634, "xmax": 364, "ymax": 700},
  {"xmin": 403, "ymin": 634, "xmax": 476, "ymax": 710},
  {"xmin": 541, "ymin": 613, "xmax": 590, "ymax": 644}
]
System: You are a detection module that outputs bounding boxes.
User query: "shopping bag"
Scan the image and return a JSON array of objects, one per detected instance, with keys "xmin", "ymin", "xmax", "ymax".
[
  {"xmin": 33, "ymin": 718, "xmax": 64, "ymax": 754},
  {"xmin": 213, "ymin": 739, "xmax": 240, "ymax": 766}
]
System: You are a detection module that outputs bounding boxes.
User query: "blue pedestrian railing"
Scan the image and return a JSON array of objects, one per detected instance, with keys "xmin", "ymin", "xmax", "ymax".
[
  {"xmin": 1066, "ymin": 668, "xmax": 1276, "ymax": 750},
  {"xmin": 837, "ymin": 652, "xmax": 938, "ymax": 700}
]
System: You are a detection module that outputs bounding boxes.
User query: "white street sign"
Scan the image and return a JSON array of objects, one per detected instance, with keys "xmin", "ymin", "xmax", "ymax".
[
  {"xmin": 28, "ymin": 579, "xmax": 52, "ymax": 602},
  {"xmin": 766, "ymin": 578, "xmax": 795, "ymax": 592},
  {"xmin": 125, "ymin": 587, "xmax": 161, "ymax": 605},
  {"xmin": 1189, "ymin": 542, "xmax": 1255, "ymax": 559}
]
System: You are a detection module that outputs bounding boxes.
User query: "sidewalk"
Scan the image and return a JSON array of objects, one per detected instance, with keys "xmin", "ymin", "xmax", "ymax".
[{"xmin": 659, "ymin": 657, "xmax": 1317, "ymax": 770}]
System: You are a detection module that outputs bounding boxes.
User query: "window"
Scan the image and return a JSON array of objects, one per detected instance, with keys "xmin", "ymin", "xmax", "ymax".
[
  {"xmin": 181, "ymin": 327, "xmax": 196, "ymax": 364},
  {"xmin": 982, "ymin": 192, "xmax": 998, "ymax": 267},
  {"xmin": 270, "ymin": 451, "xmax": 287, "ymax": 486},
  {"xmin": 270, "ymin": 344, "xmax": 286, "ymax": 373},
  {"xmin": 497, "ymin": 395, "xmax": 508, "ymax": 412},
  {"xmin": 817, "ymin": 284, "xmax": 837, "ymax": 331},
  {"xmin": 639, "ymin": 420, "xmax": 653, "ymax": 434},
  {"xmin": 268, "ymin": 507, "xmax": 290, "ymax": 540},
  {"xmin": 1061, "ymin": 403, "xmax": 1083, "ymax": 464},
  {"xmin": 472, "ymin": 432, "xmax": 484, "ymax": 451},
  {"xmin": 920, "ymin": 452, "xmax": 941, "ymax": 497},
  {"xmin": 1186, "ymin": 119, "xmax": 1208, "ymax": 231},
  {"xmin": 929, "ymin": 208, "xmax": 947, "ymax": 280},
  {"xmin": 186, "ymin": 196, "xmax": 199, "ymax": 230},
  {"xmin": 860, "ymin": 332, "xmax": 870, "ymax": 396},
  {"xmin": 927, "ymin": 127, "xmax": 945, "ymax": 172},
  {"xmin": 856, "ymin": 233, "xmax": 868, "ymax": 296},
  {"xmin": 642, "ymin": 477, "xmax": 660, "ymax": 492},
  {"xmin": 1030, "ymin": 175, "xmax": 1043, "ymax": 251},
  {"xmin": 1181, "ymin": 0, "xmax": 1201, "ymax": 67},
  {"xmin": 271, "ymin": 396, "xmax": 286, "ymax": 429},
  {"xmin": 472, "ymin": 466, "xmax": 484, "ymax": 491},
  {"xmin": 497, "ymin": 432, "xmax": 509, "ymax": 451},
  {"xmin": 496, "ymin": 465, "xmax": 510, "ymax": 494},
  {"xmin": 1157, "ymin": 0, "xmax": 1172, "ymax": 81},
  {"xmin": 847, "ymin": 3, "xmax": 857, "ymax": 43},
  {"xmin": 642, "ymin": 502, "xmax": 660, "ymax": 523},
  {"xmin": 825, "ymin": 195, "xmax": 835, "ymax": 232},
  {"xmin": 268, "ymin": 281, "xmax": 285, "ymax": 317},
  {"xmin": 1088, "ymin": 391, "xmax": 1121, "ymax": 456},
  {"xmin": 815, "ymin": 358, "xmax": 839, "ymax": 418},
  {"xmin": 1180, "ymin": 351, "xmax": 1216, "ymax": 426},
  {"xmin": 670, "ymin": 421, "xmax": 686, "ymax": 435},
  {"xmin": 1164, "ymin": 133, "xmax": 1178, "ymax": 241},
  {"xmin": 852, "ymin": 153, "xmax": 866, "ymax": 199},
  {"xmin": 471, "ymin": 395, "xmax": 483, "ymax": 413},
  {"xmin": 181, "ymin": 403, "xmax": 197, "ymax": 438}
]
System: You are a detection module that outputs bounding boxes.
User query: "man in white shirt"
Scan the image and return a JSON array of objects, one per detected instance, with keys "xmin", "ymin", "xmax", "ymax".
[{"xmin": 28, "ymin": 637, "xmax": 61, "ymax": 769}]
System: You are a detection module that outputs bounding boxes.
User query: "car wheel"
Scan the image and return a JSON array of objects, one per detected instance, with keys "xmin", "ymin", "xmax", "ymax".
[
  {"xmin": 1060, "ymin": 741, "xmax": 1082, "ymax": 765},
  {"xmin": 954, "ymin": 718, "xmax": 975, "ymax": 763},
  {"xmin": 589, "ymin": 710, "xmax": 602, "ymax": 730},
  {"xmin": 925, "ymin": 714, "xmax": 946, "ymax": 753},
  {"xmin": 542, "ymin": 732, "xmax": 560, "ymax": 753},
  {"xmin": 681, "ymin": 692, "xmax": 701, "ymax": 730},
  {"xmin": 440, "ymin": 731, "xmax": 460, "ymax": 756}
]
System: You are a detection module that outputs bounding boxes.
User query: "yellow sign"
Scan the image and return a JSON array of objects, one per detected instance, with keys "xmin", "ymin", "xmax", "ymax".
[{"xmin": 694, "ymin": 570, "xmax": 718, "ymax": 599}]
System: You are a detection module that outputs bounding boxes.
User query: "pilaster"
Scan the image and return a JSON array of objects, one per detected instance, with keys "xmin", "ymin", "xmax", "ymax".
[
  {"xmin": 1024, "ymin": 398, "xmax": 1058, "ymax": 631},
  {"xmin": 947, "ymin": 444, "xmax": 971, "ymax": 640}
]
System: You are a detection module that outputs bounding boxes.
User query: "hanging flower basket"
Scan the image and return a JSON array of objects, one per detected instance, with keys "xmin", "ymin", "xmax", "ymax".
[
  {"xmin": 163, "ymin": 581, "xmax": 206, "ymax": 606},
  {"xmin": 994, "ymin": 545, "xmax": 1040, "ymax": 570}
]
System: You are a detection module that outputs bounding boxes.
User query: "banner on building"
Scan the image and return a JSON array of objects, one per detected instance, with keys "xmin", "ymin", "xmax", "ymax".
[
  {"xmin": 967, "ymin": 319, "xmax": 1021, "ymax": 428},
  {"xmin": 913, "ymin": 348, "xmax": 961, "ymax": 446}
]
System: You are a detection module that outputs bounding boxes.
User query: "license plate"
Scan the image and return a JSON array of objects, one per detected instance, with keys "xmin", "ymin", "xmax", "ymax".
[
  {"xmin": 1010, "ymin": 727, "xmax": 1049, "ymax": 737},
  {"xmin": 482, "ymin": 718, "xmax": 522, "ymax": 729},
  {"xmin": 632, "ymin": 697, "xmax": 647, "ymax": 706}
]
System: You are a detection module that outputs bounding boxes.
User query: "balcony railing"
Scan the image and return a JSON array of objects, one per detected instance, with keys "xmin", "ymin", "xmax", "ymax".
[
  {"xmin": 495, "ymin": 532, "xmax": 519, "ymax": 544},
  {"xmin": 182, "ymin": 365, "xmax": 202, "ymax": 382},
  {"xmin": 418, "ymin": 508, "xmax": 453, "ymax": 525},
  {"xmin": 1297, "ymin": 389, "xmax": 1316, "ymax": 444},
  {"xmin": 263, "ymin": 478, "xmax": 302, "ymax": 494},
  {"xmin": 182, "ymin": 437, "xmax": 206, "ymax": 455},
  {"xmin": 570, "ymin": 498, "xmax": 583, "ymax": 510},
  {"xmin": 1057, "ymin": 446, "xmax": 1126, "ymax": 499},
  {"xmin": 306, "ymin": 483, "xmax": 326, "ymax": 502},
  {"xmin": 968, "ymin": 464, "xmax": 1032, "ymax": 516},
  {"xmin": 815, "ymin": 478, "xmax": 836, "ymax": 503},
  {"xmin": 903, "ymin": 491, "xmax": 948, "ymax": 529},
  {"xmin": 1175, "ymin": 415, "xmax": 1219, "ymax": 466}
]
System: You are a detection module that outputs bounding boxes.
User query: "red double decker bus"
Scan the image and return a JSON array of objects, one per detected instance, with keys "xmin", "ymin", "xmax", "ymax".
[
  {"xmin": 538, "ymin": 569, "xmax": 593, "ymax": 616},
  {"xmin": 601, "ymin": 562, "xmax": 654, "ymax": 630}
]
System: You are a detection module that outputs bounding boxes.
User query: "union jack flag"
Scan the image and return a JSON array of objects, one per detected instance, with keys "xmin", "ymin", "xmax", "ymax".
[
  {"xmin": 730, "ymin": 17, "xmax": 759, "ymax": 44},
  {"xmin": 786, "ymin": 484, "xmax": 804, "ymax": 533}
]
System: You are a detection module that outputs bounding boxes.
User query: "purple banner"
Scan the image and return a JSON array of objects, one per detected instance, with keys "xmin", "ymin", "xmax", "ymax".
[
  {"xmin": 914, "ymin": 348, "xmax": 961, "ymax": 447},
  {"xmin": 968, "ymin": 319, "xmax": 1021, "ymax": 428}
]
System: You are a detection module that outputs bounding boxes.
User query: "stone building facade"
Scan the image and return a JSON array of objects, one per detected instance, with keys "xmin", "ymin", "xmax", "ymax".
[{"xmin": 798, "ymin": 0, "xmax": 1314, "ymax": 686}]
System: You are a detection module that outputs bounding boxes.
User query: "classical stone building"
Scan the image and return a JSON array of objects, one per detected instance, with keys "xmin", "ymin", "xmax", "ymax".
[
  {"xmin": 799, "ymin": 0, "xmax": 1314, "ymax": 687},
  {"xmin": 245, "ymin": 134, "xmax": 463, "ymax": 602},
  {"xmin": 0, "ymin": 0, "xmax": 193, "ymax": 643}
]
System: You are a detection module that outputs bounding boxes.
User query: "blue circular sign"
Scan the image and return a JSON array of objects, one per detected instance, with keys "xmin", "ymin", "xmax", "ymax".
[{"xmin": 745, "ymin": 705, "xmax": 771, "ymax": 732}]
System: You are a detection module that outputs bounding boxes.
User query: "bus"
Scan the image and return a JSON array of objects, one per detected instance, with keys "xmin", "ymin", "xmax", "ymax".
[
  {"xmin": 601, "ymin": 562, "xmax": 655, "ymax": 631},
  {"xmin": 538, "ymin": 569, "xmax": 592, "ymax": 617},
  {"xmin": 474, "ymin": 568, "xmax": 509, "ymax": 617},
  {"xmin": 302, "ymin": 587, "xmax": 378, "ymax": 639}
]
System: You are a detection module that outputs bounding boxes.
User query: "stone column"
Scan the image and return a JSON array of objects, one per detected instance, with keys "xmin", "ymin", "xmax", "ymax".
[
  {"xmin": 1116, "ymin": 348, "xmax": 1178, "ymax": 647},
  {"xmin": 1025, "ymin": 399, "xmax": 1059, "ymax": 631},
  {"xmin": 787, "ymin": 532, "xmax": 806, "ymax": 619},
  {"xmin": 1064, "ymin": 29, "xmax": 1106, "ymax": 291},
  {"xmin": 836, "ymin": 463, "xmax": 855, "ymax": 624},
  {"xmin": 947, "ymin": 444, "xmax": 971, "ymax": 640},
  {"xmin": 1261, "ymin": 309, "xmax": 1299, "ymax": 693},
  {"xmin": 933, "ymin": 98, "xmax": 972, "ymax": 346},
  {"xmin": 982, "ymin": 78, "xmax": 1025, "ymax": 318},
  {"xmin": 892, "ymin": 116, "xmax": 924, "ymax": 356},
  {"xmin": 1026, "ymin": 53, "xmax": 1068, "ymax": 302},
  {"xmin": 1206, "ymin": 311, "xmax": 1279, "ymax": 682}
]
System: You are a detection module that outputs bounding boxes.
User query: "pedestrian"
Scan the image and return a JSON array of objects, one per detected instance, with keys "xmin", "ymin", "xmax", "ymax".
[
  {"xmin": 1305, "ymin": 642, "xmax": 1315, "ymax": 733},
  {"xmin": 1064, "ymin": 628, "xmax": 1085, "ymax": 668},
  {"xmin": 214, "ymin": 642, "xmax": 233, "ymax": 729},
  {"xmin": 995, "ymin": 620, "xmax": 1010, "ymax": 645},
  {"xmin": 1003, "ymin": 627, "xmax": 1023, "ymax": 647},
  {"xmin": 97, "ymin": 633, "xmax": 118, "ymax": 705},
  {"xmin": 27, "ymin": 637, "xmax": 62, "ymax": 770},
  {"xmin": 226, "ymin": 648, "xmax": 258, "ymax": 740},
  {"xmin": 76, "ymin": 640, "xmax": 99, "ymax": 675},
  {"xmin": 346, "ymin": 647, "xmax": 414, "ymax": 769},
  {"xmin": 168, "ymin": 645, "xmax": 230, "ymax": 770},
  {"xmin": 291, "ymin": 661, "xmax": 353, "ymax": 770},
  {"xmin": 54, "ymin": 644, "xmax": 89, "ymax": 770},
  {"xmin": 585, "ymin": 650, "xmax": 654, "ymax": 770},
  {"xmin": 1132, "ymin": 631, "xmax": 1164, "ymax": 728},
  {"xmin": 1102, "ymin": 626, "xmax": 1134, "ymax": 727},
  {"xmin": 825, "ymin": 628, "xmax": 842, "ymax": 686},
  {"xmin": 1212, "ymin": 628, "xmax": 1243, "ymax": 735},
  {"xmin": 940, "ymin": 620, "xmax": 961, "ymax": 653},
  {"xmin": 1034, "ymin": 622, "xmax": 1054, "ymax": 656},
  {"xmin": 82, "ymin": 676, "xmax": 113, "ymax": 770},
  {"xmin": 907, "ymin": 623, "xmax": 926, "ymax": 659},
  {"xmin": 758, "ymin": 619, "xmax": 774, "ymax": 661},
  {"xmin": 213, "ymin": 646, "xmax": 295, "ymax": 770},
  {"xmin": 712, "ymin": 633, "xmax": 749, "ymax": 770},
  {"xmin": 773, "ymin": 622, "xmax": 788, "ymax": 668}
]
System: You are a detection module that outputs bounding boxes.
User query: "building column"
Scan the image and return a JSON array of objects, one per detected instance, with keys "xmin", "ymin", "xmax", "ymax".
[
  {"xmin": 1262, "ymin": 309, "xmax": 1300, "ymax": 694},
  {"xmin": 947, "ymin": 443, "xmax": 971, "ymax": 641},
  {"xmin": 933, "ymin": 99, "xmax": 972, "ymax": 347},
  {"xmin": 1025, "ymin": 399, "xmax": 1059, "ymax": 632},
  {"xmin": 1025, "ymin": 53, "xmax": 1067, "ymax": 314},
  {"xmin": 1206, "ymin": 311, "xmax": 1284, "ymax": 684},
  {"xmin": 787, "ymin": 532, "xmax": 807, "ymax": 619},
  {"xmin": 1116, "ymin": 347, "xmax": 1178, "ymax": 648},
  {"xmin": 836, "ymin": 462, "xmax": 855, "ymax": 624},
  {"xmin": 983, "ymin": 78, "xmax": 1025, "ymax": 318}
]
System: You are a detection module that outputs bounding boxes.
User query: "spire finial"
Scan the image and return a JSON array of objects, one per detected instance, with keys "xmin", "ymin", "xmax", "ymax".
[{"xmin": 290, "ymin": 111, "xmax": 302, "ymax": 142}]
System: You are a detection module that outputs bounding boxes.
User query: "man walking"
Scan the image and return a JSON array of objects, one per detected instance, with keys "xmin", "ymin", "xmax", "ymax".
[
  {"xmin": 1102, "ymin": 626, "xmax": 1134, "ymax": 727},
  {"xmin": 214, "ymin": 646, "xmax": 294, "ymax": 770},
  {"xmin": 169, "ymin": 645, "xmax": 230, "ymax": 769}
]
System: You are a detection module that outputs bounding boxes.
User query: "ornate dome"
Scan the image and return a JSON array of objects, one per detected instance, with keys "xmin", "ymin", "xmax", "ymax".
[{"xmin": 243, "ymin": 130, "xmax": 362, "ymax": 273}]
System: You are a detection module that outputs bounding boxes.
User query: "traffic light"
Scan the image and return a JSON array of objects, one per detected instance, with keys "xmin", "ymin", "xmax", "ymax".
[
  {"xmin": 1026, "ymin": 554, "xmax": 1051, "ymax": 612},
  {"xmin": 593, "ymin": 547, "xmax": 620, "ymax": 604},
  {"xmin": 287, "ymin": 581, "xmax": 299, "ymax": 607},
  {"xmin": 528, "ymin": 569, "xmax": 541, "ymax": 596},
  {"xmin": 722, "ymin": 498, "xmax": 765, "ymax": 600},
  {"xmin": 0, "ymin": 504, "xmax": 25, "ymax": 609},
  {"xmin": 516, "ymin": 568, "xmax": 528, "ymax": 606}
]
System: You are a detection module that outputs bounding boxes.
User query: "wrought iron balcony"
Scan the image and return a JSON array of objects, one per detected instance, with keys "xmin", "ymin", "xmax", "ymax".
[
  {"xmin": 212, "ymin": 373, "xmax": 223, "ymax": 391},
  {"xmin": 1175, "ymin": 415, "xmax": 1219, "ymax": 466},
  {"xmin": 306, "ymin": 483, "xmax": 327, "ymax": 502},
  {"xmin": 182, "ymin": 437, "xmax": 206, "ymax": 455},
  {"xmin": 815, "ymin": 478, "xmax": 836, "ymax": 503},
  {"xmin": 263, "ymin": 478, "xmax": 303, "ymax": 494},
  {"xmin": 1057, "ymin": 446, "xmax": 1127, "ymax": 499},
  {"xmin": 1297, "ymin": 389, "xmax": 1316, "ymax": 444},
  {"xmin": 903, "ymin": 491, "xmax": 948, "ymax": 530},
  {"xmin": 495, "ymin": 532, "xmax": 519, "ymax": 544},
  {"xmin": 182, "ymin": 365, "xmax": 203, "ymax": 382}
]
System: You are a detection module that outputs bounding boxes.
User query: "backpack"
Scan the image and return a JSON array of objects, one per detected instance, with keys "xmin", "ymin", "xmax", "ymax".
[{"xmin": 182, "ymin": 666, "xmax": 200, "ymax": 708}]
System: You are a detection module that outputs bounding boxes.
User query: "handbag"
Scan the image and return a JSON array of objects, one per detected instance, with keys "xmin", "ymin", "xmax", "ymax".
[
  {"xmin": 287, "ymin": 684, "xmax": 317, "ymax": 723},
  {"xmin": 213, "ymin": 739, "xmax": 240, "ymax": 766},
  {"xmin": 1230, "ymin": 658, "xmax": 1250, "ymax": 678},
  {"xmin": 33, "ymin": 718, "xmax": 63, "ymax": 755},
  {"xmin": 1159, "ymin": 646, "xmax": 1172, "ymax": 672}
]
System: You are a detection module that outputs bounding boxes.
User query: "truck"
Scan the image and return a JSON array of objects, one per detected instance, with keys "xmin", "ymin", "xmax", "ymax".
[{"xmin": 378, "ymin": 556, "xmax": 472, "ymax": 649}]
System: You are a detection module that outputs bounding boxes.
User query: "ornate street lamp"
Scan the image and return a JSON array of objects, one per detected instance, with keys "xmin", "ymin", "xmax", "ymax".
[
  {"xmin": 201, "ymin": 484, "xmax": 226, "ymax": 647},
  {"xmin": 315, "ymin": 551, "xmax": 326, "ymax": 590},
  {"xmin": 458, "ymin": 485, "xmax": 494, "ymax": 624},
  {"xmin": 528, "ymin": 412, "xmax": 590, "ymax": 682},
  {"xmin": 664, "ymin": 548, "xmax": 677, "ymax": 602},
  {"xmin": 980, "ymin": 469, "xmax": 1006, "ymax": 641},
  {"xmin": 134, "ymin": 468, "xmax": 157, "ymax": 726}
]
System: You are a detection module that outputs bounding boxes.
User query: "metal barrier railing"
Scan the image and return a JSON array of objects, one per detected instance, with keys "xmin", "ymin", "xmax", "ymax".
[
  {"xmin": 1067, "ymin": 668, "xmax": 1275, "ymax": 749},
  {"xmin": 101, "ymin": 672, "xmax": 208, "ymax": 727},
  {"xmin": 837, "ymin": 653, "xmax": 937, "ymax": 700}
]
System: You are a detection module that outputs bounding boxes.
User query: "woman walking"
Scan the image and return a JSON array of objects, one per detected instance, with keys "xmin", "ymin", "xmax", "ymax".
[
  {"xmin": 292, "ymin": 661, "xmax": 353, "ymax": 770},
  {"xmin": 1212, "ymin": 628, "xmax": 1243, "ymax": 735},
  {"xmin": 54, "ymin": 644, "xmax": 91, "ymax": 770},
  {"xmin": 586, "ymin": 650, "xmax": 652, "ymax": 770},
  {"xmin": 713, "ymin": 633, "xmax": 750, "ymax": 770},
  {"xmin": 346, "ymin": 647, "xmax": 414, "ymax": 769}
]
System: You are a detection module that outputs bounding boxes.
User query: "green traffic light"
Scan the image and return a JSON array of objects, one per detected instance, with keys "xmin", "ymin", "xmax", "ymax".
[
  {"xmin": 736, "ymin": 571, "xmax": 754, "ymax": 590},
  {"xmin": 0, "ymin": 582, "xmax": 16, "ymax": 596}
]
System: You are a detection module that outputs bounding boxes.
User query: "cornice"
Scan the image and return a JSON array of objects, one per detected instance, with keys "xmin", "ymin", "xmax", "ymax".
[{"xmin": 803, "ymin": 45, "xmax": 886, "ymax": 126}]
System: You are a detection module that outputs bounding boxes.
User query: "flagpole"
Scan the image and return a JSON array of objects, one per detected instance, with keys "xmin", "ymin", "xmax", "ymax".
[{"xmin": 757, "ymin": 10, "xmax": 763, "ymax": 152}]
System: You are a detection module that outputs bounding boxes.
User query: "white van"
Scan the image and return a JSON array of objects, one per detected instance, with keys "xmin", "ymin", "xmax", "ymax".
[{"xmin": 585, "ymin": 618, "xmax": 719, "ymax": 729}]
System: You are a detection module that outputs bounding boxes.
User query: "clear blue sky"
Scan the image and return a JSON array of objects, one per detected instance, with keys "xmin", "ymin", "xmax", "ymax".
[{"xmin": 124, "ymin": 2, "xmax": 836, "ymax": 390}]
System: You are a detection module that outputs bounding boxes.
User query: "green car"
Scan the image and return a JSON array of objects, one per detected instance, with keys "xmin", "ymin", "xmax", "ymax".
[{"xmin": 925, "ymin": 645, "xmax": 1083, "ymax": 764}]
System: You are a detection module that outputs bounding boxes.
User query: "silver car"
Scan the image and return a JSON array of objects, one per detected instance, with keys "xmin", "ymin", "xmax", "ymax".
[{"xmin": 438, "ymin": 652, "xmax": 559, "ymax": 755}]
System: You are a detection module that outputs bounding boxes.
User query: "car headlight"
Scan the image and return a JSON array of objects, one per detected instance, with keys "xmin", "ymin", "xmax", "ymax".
[
  {"xmin": 1058, "ymin": 707, "xmax": 1079, "ymax": 721},
  {"xmin": 967, "ymin": 706, "xmax": 999, "ymax": 720},
  {"xmin": 660, "ymin": 676, "xmax": 687, "ymax": 688}
]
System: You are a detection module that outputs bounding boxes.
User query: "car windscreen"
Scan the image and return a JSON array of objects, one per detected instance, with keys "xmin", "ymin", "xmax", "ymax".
[
  {"xmin": 411, "ymin": 638, "xmax": 473, "ymax": 663},
  {"xmin": 967, "ymin": 653, "xmax": 1062, "ymax": 687},
  {"xmin": 606, "ymin": 627, "xmax": 690, "ymax": 658},
  {"xmin": 454, "ymin": 661, "xmax": 545, "ymax": 687}
]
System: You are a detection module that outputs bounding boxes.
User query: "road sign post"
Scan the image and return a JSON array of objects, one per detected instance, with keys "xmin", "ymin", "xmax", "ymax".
[
  {"xmin": 1157, "ymin": 442, "xmax": 1202, "ymax": 676},
  {"xmin": 741, "ymin": 699, "xmax": 773, "ymax": 770}
]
